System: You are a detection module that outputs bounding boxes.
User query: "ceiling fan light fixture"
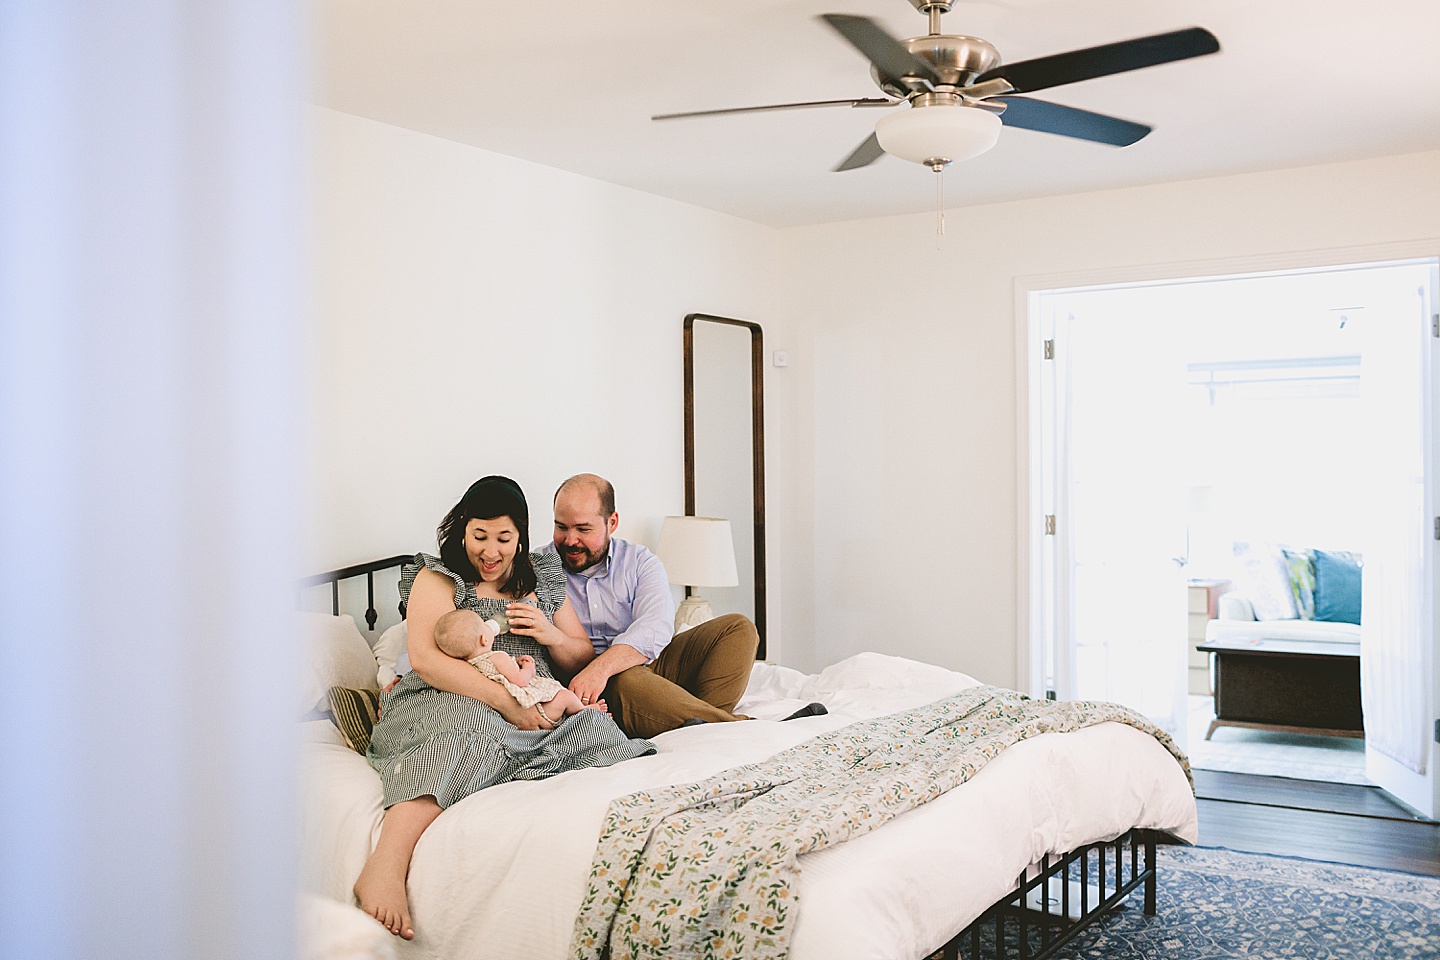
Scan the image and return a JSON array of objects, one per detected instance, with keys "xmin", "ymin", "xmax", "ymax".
[{"xmin": 875, "ymin": 103, "xmax": 1001, "ymax": 167}]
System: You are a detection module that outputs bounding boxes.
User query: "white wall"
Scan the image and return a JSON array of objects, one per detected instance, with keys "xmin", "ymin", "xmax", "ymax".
[
  {"xmin": 312, "ymin": 115, "xmax": 1440, "ymax": 684},
  {"xmin": 310, "ymin": 108, "xmax": 790, "ymax": 649},
  {"xmin": 777, "ymin": 150, "xmax": 1440, "ymax": 684}
]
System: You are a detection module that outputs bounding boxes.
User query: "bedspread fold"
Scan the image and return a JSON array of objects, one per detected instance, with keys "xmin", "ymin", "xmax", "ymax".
[{"xmin": 570, "ymin": 686, "xmax": 1191, "ymax": 960}]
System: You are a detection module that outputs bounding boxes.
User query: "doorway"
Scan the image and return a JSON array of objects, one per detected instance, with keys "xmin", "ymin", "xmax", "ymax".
[{"xmin": 1023, "ymin": 255, "xmax": 1439, "ymax": 817}]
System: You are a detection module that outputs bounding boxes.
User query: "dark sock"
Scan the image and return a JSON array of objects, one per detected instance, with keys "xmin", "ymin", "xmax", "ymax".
[
  {"xmin": 679, "ymin": 718, "xmax": 708, "ymax": 728},
  {"xmin": 782, "ymin": 702, "xmax": 828, "ymax": 721}
]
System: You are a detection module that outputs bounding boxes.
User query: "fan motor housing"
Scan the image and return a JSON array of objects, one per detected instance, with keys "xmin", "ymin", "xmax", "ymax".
[{"xmin": 873, "ymin": 34, "xmax": 1001, "ymax": 98}]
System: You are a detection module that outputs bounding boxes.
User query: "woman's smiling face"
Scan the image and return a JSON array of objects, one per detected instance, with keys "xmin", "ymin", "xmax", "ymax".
[{"xmin": 464, "ymin": 515, "xmax": 519, "ymax": 583}]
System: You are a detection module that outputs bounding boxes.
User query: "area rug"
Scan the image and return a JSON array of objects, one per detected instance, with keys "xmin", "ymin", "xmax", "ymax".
[
  {"xmin": 1187, "ymin": 696, "xmax": 1370, "ymax": 785},
  {"xmin": 927, "ymin": 846, "xmax": 1440, "ymax": 959}
]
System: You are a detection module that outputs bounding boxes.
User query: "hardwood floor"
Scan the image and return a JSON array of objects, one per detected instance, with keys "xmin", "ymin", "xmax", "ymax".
[
  {"xmin": 1193, "ymin": 770, "xmax": 1440, "ymax": 877},
  {"xmin": 1195, "ymin": 769, "xmax": 1426, "ymax": 820}
]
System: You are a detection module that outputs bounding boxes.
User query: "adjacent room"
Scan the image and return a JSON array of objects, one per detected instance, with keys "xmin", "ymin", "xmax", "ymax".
[{"xmin": 1030, "ymin": 263, "xmax": 1437, "ymax": 794}]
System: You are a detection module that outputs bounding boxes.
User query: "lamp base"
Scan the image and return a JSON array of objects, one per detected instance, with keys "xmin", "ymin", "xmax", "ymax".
[{"xmin": 674, "ymin": 595, "xmax": 715, "ymax": 633}]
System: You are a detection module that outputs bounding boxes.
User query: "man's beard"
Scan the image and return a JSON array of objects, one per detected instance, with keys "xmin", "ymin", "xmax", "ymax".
[{"xmin": 560, "ymin": 539, "xmax": 606, "ymax": 573}]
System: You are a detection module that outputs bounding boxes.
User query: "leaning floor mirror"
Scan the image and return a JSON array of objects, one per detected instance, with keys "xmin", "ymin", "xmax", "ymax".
[{"xmin": 684, "ymin": 313, "xmax": 766, "ymax": 659}]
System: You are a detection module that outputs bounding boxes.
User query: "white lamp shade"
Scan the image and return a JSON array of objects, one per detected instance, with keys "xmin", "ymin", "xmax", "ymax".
[
  {"xmin": 875, "ymin": 104, "xmax": 1002, "ymax": 166},
  {"xmin": 655, "ymin": 516, "xmax": 739, "ymax": 588}
]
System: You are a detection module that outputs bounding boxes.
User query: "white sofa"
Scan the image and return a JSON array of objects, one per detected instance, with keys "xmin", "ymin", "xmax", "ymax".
[{"xmin": 1204, "ymin": 592, "xmax": 1360, "ymax": 645}]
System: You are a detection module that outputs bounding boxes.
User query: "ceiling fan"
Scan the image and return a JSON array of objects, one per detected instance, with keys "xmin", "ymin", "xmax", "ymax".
[{"xmin": 653, "ymin": 0, "xmax": 1220, "ymax": 173}]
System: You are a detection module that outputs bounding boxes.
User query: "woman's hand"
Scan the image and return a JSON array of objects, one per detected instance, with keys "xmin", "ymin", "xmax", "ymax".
[
  {"xmin": 506, "ymin": 601, "xmax": 563, "ymax": 648},
  {"xmin": 497, "ymin": 698, "xmax": 551, "ymax": 731}
]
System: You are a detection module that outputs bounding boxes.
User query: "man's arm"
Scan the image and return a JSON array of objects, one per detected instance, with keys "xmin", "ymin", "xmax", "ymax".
[
  {"xmin": 567, "ymin": 550, "xmax": 676, "ymax": 703},
  {"xmin": 609, "ymin": 550, "xmax": 677, "ymax": 660}
]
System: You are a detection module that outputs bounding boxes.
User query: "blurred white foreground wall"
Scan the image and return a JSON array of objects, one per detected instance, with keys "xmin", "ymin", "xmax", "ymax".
[{"xmin": 0, "ymin": 3, "xmax": 307, "ymax": 959}]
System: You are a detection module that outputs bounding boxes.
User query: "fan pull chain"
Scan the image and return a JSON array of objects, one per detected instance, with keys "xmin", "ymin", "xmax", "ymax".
[{"xmin": 935, "ymin": 163, "xmax": 946, "ymax": 239}]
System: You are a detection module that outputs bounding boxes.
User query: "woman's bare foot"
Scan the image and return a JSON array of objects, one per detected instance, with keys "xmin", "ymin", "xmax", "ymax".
[
  {"xmin": 354, "ymin": 853, "xmax": 415, "ymax": 940},
  {"xmin": 354, "ymin": 795, "xmax": 441, "ymax": 941}
]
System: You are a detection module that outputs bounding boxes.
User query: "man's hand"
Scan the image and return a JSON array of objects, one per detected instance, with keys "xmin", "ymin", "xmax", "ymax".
[
  {"xmin": 568, "ymin": 660, "xmax": 611, "ymax": 709},
  {"xmin": 568, "ymin": 644, "xmax": 648, "ymax": 710}
]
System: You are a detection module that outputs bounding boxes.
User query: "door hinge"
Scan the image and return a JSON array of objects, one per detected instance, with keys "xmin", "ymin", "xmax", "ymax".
[
  {"xmin": 1045, "ymin": 689, "xmax": 1057, "ymax": 701},
  {"xmin": 1434, "ymin": 516, "xmax": 1439, "ymax": 541},
  {"xmin": 1043, "ymin": 339, "xmax": 1054, "ymax": 360},
  {"xmin": 1432, "ymin": 313, "xmax": 1438, "ymax": 337},
  {"xmin": 1434, "ymin": 718, "xmax": 1439, "ymax": 744},
  {"xmin": 1044, "ymin": 514, "xmax": 1056, "ymax": 536}
]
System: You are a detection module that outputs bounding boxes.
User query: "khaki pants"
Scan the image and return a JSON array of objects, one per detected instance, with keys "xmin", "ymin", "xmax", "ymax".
[{"xmin": 604, "ymin": 613, "xmax": 759, "ymax": 739}]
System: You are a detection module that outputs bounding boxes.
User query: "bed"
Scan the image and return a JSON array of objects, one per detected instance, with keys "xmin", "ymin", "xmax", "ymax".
[{"xmin": 299, "ymin": 557, "xmax": 1197, "ymax": 960}]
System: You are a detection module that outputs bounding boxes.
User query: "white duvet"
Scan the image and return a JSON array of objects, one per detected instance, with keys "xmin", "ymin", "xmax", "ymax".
[{"xmin": 300, "ymin": 653, "xmax": 1197, "ymax": 960}]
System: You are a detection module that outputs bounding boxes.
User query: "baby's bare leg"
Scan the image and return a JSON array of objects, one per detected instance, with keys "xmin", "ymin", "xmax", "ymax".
[{"xmin": 546, "ymin": 687, "xmax": 597, "ymax": 718}]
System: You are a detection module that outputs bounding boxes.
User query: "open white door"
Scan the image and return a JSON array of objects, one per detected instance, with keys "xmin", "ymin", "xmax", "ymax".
[
  {"xmin": 1046, "ymin": 287, "xmax": 1190, "ymax": 743},
  {"xmin": 1359, "ymin": 266, "xmax": 1440, "ymax": 819}
]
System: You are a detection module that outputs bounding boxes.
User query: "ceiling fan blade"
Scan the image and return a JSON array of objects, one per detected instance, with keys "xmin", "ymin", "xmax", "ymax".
[
  {"xmin": 820, "ymin": 14, "xmax": 942, "ymax": 89},
  {"xmin": 653, "ymin": 98, "xmax": 894, "ymax": 121},
  {"xmin": 976, "ymin": 26, "xmax": 1219, "ymax": 94},
  {"xmin": 833, "ymin": 132, "xmax": 886, "ymax": 172},
  {"xmin": 996, "ymin": 96, "xmax": 1151, "ymax": 146}
]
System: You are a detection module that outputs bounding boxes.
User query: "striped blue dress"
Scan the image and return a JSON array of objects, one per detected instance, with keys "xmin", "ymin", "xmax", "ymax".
[{"xmin": 366, "ymin": 552, "xmax": 654, "ymax": 809}]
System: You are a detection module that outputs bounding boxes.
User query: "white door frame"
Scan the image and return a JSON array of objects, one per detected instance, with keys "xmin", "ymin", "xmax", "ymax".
[{"xmin": 1014, "ymin": 239, "xmax": 1440, "ymax": 707}]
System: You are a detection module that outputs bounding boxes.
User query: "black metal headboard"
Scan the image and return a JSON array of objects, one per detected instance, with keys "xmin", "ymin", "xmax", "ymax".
[{"xmin": 299, "ymin": 555, "xmax": 412, "ymax": 631}]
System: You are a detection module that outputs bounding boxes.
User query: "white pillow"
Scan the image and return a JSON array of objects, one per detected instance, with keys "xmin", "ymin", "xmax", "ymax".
[
  {"xmin": 1232, "ymin": 542, "xmax": 1299, "ymax": 621},
  {"xmin": 299, "ymin": 894, "xmax": 399, "ymax": 960},
  {"xmin": 372, "ymin": 621, "xmax": 408, "ymax": 688},
  {"xmin": 300, "ymin": 612, "xmax": 380, "ymax": 713}
]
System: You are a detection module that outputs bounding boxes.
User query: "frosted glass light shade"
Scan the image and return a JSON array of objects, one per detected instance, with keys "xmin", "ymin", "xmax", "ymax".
[
  {"xmin": 875, "ymin": 104, "xmax": 1002, "ymax": 166},
  {"xmin": 656, "ymin": 516, "xmax": 739, "ymax": 587}
]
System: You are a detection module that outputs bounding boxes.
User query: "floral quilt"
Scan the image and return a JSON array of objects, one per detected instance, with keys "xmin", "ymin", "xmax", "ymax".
[{"xmin": 570, "ymin": 685, "xmax": 1191, "ymax": 960}]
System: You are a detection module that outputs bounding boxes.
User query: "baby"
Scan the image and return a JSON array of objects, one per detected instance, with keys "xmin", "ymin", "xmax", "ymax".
[{"xmin": 432, "ymin": 608, "xmax": 594, "ymax": 727}]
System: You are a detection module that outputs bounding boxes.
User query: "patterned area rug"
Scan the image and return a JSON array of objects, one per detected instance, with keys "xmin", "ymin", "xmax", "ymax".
[
  {"xmin": 1186, "ymin": 696, "xmax": 1369, "ymax": 785},
  {"xmin": 928, "ymin": 846, "xmax": 1440, "ymax": 960}
]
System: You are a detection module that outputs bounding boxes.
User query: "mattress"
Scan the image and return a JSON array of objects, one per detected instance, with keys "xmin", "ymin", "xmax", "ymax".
[{"xmin": 300, "ymin": 652, "xmax": 1197, "ymax": 960}]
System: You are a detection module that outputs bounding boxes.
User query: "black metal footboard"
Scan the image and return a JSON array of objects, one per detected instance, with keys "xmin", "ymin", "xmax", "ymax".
[{"xmin": 940, "ymin": 828, "xmax": 1159, "ymax": 960}]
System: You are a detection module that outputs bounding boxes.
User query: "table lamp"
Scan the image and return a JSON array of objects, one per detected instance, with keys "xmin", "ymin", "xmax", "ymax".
[{"xmin": 655, "ymin": 515, "xmax": 739, "ymax": 632}]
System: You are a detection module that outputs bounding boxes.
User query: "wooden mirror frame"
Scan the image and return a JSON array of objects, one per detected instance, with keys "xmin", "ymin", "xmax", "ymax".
[{"xmin": 683, "ymin": 313, "xmax": 766, "ymax": 658}]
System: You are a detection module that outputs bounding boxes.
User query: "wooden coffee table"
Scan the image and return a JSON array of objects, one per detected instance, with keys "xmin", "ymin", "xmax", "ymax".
[{"xmin": 1196, "ymin": 636, "xmax": 1363, "ymax": 739}]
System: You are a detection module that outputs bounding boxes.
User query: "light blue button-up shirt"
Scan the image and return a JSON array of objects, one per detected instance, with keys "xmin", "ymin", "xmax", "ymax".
[{"xmin": 538, "ymin": 537, "xmax": 676, "ymax": 661}]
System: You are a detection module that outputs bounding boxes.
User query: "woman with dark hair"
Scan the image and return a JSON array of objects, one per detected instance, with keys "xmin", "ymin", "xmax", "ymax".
[{"xmin": 354, "ymin": 476, "xmax": 654, "ymax": 940}]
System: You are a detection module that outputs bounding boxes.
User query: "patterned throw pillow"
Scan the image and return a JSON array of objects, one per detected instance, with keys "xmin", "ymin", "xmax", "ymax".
[
  {"xmin": 1279, "ymin": 546, "xmax": 1317, "ymax": 620},
  {"xmin": 327, "ymin": 686, "xmax": 382, "ymax": 755},
  {"xmin": 1232, "ymin": 542, "xmax": 1299, "ymax": 621}
]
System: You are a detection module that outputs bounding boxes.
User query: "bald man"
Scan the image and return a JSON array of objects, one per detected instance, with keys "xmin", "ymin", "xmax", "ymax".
[{"xmin": 537, "ymin": 474, "xmax": 763, "ymax": 738}]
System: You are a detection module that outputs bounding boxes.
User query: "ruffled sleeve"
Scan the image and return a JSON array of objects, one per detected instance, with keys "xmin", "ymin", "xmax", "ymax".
[
  {"xmin": 399, "ymin": 552, "xmax": 469, "ymax": 608},
  {"xmin": 531, "ymin": 550, "xmax": 567, "ymax": 617}
]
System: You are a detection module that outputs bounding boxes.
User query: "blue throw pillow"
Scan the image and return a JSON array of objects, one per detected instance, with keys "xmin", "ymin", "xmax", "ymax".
[{"xmin": 1313, "ymin": 549, "xmax": 1362, "ymax": 624}]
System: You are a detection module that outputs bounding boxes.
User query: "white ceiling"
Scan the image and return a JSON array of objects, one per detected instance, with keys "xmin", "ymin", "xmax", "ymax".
[{"xmin": 316, "ymin": 0, "xmax": 1440, "ymax": 228}]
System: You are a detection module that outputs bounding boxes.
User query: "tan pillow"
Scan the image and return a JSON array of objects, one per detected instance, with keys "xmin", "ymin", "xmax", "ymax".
[{"xmin": 327, "ymin": 686, "xmax": 382, "ymax": 755}]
